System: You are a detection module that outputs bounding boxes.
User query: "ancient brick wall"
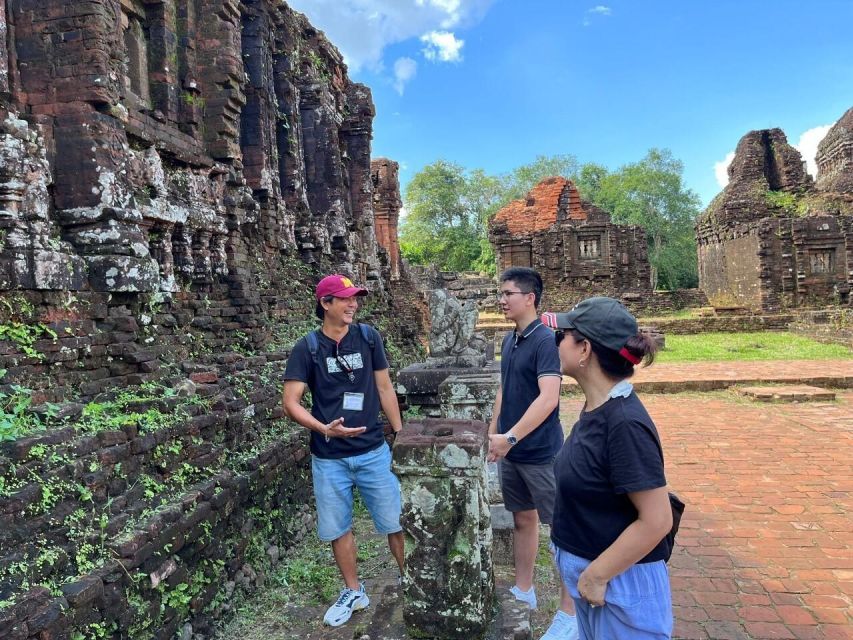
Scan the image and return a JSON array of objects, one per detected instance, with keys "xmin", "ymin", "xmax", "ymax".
[
  {"xmin": 489, "ymin": 177, "xmax": 652, "ymax": 309},
  {"xmin": 697, "ymin": 230, "xmax": 763, "ymax": 309},
  {"xmin": 816, "ymin": 107, "xmax": 853, "ymax": 193},
  {"xmin": 371, "ymin": 158, "xmax": 403, "ymax": 280},
  {"xmin": 0, "ymin": 1, "xmax": 426, "ymax": 637},
  {"xmin": 697, "ymin": 115, "xmax": 853, "ymax": 312}
]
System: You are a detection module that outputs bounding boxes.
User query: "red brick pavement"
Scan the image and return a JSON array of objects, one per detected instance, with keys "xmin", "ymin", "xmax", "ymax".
[
  {"xmin": 562, "ymin": 360, "xmax": 853, "ymax": 392},
  {"xmin": 614, "ymin": 391, "xmax": 852, "ymax": 639}
]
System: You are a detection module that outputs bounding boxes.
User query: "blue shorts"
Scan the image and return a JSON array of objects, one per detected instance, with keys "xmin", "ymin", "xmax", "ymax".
[
  {"xmin": 554, "ymin": 545, "xmax": 673, "ymax": 640},
  {"xmin": 312, "ymin": 444, "xmax": 402, "ymax": 542}
]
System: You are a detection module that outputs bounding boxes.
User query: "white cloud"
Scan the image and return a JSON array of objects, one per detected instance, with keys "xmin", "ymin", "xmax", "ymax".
[
  {"xmin": 793, "ymin": 124, "xmax": 832, "ymax": 177},
  {"xmin": 714, "ymin": 151, "xmax": 735, "ymax": 188},
  {"xmin": 420, "ymin": 30, "xmax": 465, "ymax": 62},
  {"xmin": 286, "ymin": 0, "xmax": 493, "ymax": 72},
  {"xmin": 583, "ymin": 4, "xmax": 612, "ymax": 26},
  {"xmin": 393, "ymin": 57, "xmax": 418, "ymax": 94}
]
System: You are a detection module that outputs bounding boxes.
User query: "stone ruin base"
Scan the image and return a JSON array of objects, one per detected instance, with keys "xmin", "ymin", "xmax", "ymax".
[{"xmin": 307, "ymin": 569, "xmax": 532, "ymax": 640}]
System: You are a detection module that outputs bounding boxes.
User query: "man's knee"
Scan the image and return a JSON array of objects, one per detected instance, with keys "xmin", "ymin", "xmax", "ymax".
[{"xmin": 513, "ymin": 508, "xmax": 539, "ymax": 530}]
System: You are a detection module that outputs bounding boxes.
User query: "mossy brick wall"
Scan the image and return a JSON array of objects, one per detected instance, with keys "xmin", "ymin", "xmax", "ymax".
[
  {"xmin": 0, "ymin": 351, "xmax": 323, "ymax": 639},
  {"xmin": 0, "ymin": 0, "xmax": 427, "ymax": 637}
]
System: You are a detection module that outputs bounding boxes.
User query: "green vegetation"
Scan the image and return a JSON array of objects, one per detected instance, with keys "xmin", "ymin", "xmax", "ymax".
[
  {"xmin": 657, "ymin": 332, "xmax": 853, "ymax": 362},
  {"xmin": 215, "ymin": 496, "xmax": 388, "ymax": 640},
  {"xmin": 401, "ymin": 156, "xmax": 579, "ymax": 274},
  {"xmin": 400, "ymin": 150, "xmax": 701, "ymax": 289},
  {"xmin": 0, "ymin": 376, "xmax": 59, "ymax": 442},
  {"xmin": 0, "ymin": 322, "xmax": 57, "ymax": 360}
]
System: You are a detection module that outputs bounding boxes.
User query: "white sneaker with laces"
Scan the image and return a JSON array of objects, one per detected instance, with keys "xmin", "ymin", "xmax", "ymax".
[
  {"xmin": 323, "ymin": 583, "xmax": 370, "ymax": 627},
  {"xmin": 510, "ymin": 584, "xmax": 538, "ymax": 610},
  {"xmin": 539, "ymin": 610, "xmax": 579, "ymax": 640}
]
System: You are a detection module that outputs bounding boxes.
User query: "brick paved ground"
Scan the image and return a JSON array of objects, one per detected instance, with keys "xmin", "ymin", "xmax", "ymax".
[
  {"xmin": 562, "ymin": 360, "xmax": 853, "ymax": 392},
  {"xmin": 577, "ymin": 390, "xmax": 853, "ymax": 640}
]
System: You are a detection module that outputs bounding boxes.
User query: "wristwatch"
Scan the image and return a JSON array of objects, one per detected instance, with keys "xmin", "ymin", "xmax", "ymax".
[{"xmin": 506, "ymin": 433, "xmax": 518, "ymax": 446}]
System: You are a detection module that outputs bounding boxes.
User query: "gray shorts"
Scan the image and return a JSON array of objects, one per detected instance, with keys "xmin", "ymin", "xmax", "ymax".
[{"xmin": 498, "ymin": 457, "xmax": 556, "ymax": 525}]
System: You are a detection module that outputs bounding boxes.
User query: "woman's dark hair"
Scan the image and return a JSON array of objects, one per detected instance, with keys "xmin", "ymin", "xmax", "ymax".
[
  {"xmin": 315, "ymin": 295, "xmax": 335, "ymax": 319},
  {"xmin": 499, "ymin": 267, "xmax": 544, "ymax": 307},
  {"xmin": 569, "ymin": 329, "xmax": 657, "ymax": 379}
]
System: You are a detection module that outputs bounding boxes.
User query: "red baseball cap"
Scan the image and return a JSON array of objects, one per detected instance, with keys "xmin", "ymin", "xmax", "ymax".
[{"xmin": 315, "ymin": 274, "xmax": 368, "ymax": 300}]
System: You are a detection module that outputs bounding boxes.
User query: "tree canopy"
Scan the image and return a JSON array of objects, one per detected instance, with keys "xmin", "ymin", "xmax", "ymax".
[{"xmin": 399, "ymin": 150, "xmax": 701, "ymax": 289}]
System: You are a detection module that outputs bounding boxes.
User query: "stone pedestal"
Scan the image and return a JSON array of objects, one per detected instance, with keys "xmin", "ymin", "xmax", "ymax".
[
  {"xmin": 439, "ymin": 371, "xmax": 500, "ymax": 422},
  {"xmin": 439, "ymin": 370, "xmax": 503, "ymax": 504},
  {"xmin": 397, "ymin": 361, "xmax": 499, "ymax": 417},
  {"xmin": 392, "ymin": 418, "xmax": 494, "ymax": 639}
]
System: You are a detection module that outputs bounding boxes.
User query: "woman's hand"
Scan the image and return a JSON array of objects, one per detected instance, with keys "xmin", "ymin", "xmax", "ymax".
[{"xmin": 577, "ymin": 565, "xmax": 608, "ymax": 607}]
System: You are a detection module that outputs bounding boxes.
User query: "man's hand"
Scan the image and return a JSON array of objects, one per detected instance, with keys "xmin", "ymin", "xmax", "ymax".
[
  {"xmin": 383, "ymin": 422, "xmax": 402, "ymax": 447},
  {"xmin": 325, "ymin": 417, "xmax": 367, "ymax": 438},
  {"xmin": 487, "ymin": 433, "xmax": 512, "ymax": 462}
]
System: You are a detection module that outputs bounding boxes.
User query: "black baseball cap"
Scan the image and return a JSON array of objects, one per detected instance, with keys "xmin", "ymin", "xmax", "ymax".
[{"xmin": 541, "ymin": 297, "xmax": 640, "ymax": 362}]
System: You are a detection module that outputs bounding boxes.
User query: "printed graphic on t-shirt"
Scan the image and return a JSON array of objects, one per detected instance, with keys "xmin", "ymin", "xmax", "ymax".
[{"xmin": 326, "ymin": 353, "xmax": 364, "ymax": 373}]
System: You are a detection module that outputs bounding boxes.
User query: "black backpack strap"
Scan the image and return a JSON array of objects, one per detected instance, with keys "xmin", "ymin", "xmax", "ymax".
[
  {"xmin": 305, "ymin": 330, "xmax": 321, "ymax": 368},
  {"xmin": 358, "ymin": 323, "xmax": 376, "ymax": 350}
]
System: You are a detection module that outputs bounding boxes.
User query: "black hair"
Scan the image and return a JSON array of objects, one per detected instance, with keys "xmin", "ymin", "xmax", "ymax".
[
  {"xmin": 499, "ymin": 267, "xmax": 544, "ymax": 308},
  {"xmin": 568, "ymin": 329, "xmax": 657, "ymax": 379},
  {"xmin": 315, "ymin": 295, "xmax": 334, "ymax": 319}
]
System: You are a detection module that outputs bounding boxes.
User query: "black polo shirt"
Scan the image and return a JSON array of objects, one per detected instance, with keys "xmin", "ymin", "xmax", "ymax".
[
  {"xmin": 284, "ymin": 324, "xmax": 389, "ymax": 459},
  {"xmin": 498, "ymin": 319, "xmax": 564, "ymax": 464}
]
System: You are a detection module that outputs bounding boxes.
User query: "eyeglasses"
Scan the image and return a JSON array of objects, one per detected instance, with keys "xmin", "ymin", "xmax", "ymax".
[
  {"xmin": 497, "ymin": 290, "xmax": 531, "ymax": 301},
  {"xmin": 554, "ymin": 330, "xmax": 565, "ymax": 346}
]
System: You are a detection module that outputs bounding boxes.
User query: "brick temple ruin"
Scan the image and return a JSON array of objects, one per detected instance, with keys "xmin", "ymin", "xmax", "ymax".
[
  {"xmin": 696, "ymin": 107, "xmax": 853, "ymax": 312},
  {"xmin": 0, "ymin": 1, "xmax": 426, "ymax": 638},
  {"xmin": 488, "ymin": 176, "xmax": 652, "ymax": 310}
]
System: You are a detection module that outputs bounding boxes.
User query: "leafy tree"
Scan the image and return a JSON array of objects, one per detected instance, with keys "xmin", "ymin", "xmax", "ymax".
[
  {"xmin": 400, "ymin": 151, "xmax": 701, "ymax": 288},
  {"xmin": 400, "ymin": 156, "xmax": 580, "ymax": 273},
  {"xmin": 400, "ymin": 161, "xmax": 500, "ymax": 272},
  {"xmin": 589, "ymin": 149, "xmax": 700, "ymax": 289},
  {"xmin": 498, "ymin": 154, "xmax": 580, "ymax": 203}
]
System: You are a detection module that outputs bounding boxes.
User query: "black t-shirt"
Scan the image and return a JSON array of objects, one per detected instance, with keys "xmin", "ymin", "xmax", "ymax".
[
  {"xmin": 551, "ymin": 392, "xmax": 669, "ymax": 563},
  {"xmin": 283, "ymin": 324, "xmax": 389, "ymax": 459},
  {"xmin": 499, "ymin": 320, "xmax": 564, "ymax": 464}
]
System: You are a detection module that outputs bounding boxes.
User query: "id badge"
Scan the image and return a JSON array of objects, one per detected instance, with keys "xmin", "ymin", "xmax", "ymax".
[{"xmin": 342, "ymin": 392, "xmax": 365, "ymax": 411}]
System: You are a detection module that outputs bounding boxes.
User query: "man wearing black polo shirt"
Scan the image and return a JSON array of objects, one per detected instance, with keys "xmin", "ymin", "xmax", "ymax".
[
  {"xmin": 282, "ymin": 274, "xmax": 404, "ymax": 629},
  {"xmin": 488, "ymin": 267, "xmax": 577, "ymax": 640}
]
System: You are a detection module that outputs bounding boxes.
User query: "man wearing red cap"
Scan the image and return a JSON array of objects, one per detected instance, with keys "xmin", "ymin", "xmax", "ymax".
[{"xmin": 283, "ymin": 274, "xmax": 404, "ymax": 628}]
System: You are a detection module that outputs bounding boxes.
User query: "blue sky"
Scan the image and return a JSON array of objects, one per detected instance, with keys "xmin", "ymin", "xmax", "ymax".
[{"xmin": 287, "ymin": 1, "xmax": 853, "ymax": 207}]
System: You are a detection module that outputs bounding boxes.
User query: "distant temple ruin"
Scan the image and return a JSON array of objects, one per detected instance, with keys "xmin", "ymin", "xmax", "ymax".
[
  {"xmin": 696, "ymin": 107, "xmax": 853, "ymax": 312},
  {"xmin": 488, "ymin": 177, "xmax": 651, "ymax": 309}
]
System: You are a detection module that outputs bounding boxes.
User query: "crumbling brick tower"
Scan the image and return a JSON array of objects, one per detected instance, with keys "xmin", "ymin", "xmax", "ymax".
[
  {"xmin": 696, "ymin": 109, "xmax": 853, "ymax": 312},
  {"xmin": 0, "ymin": 0, "xmax": 384, "ymax": 298},
  {"xmin": 488, "ymin": 177, "xmax": 651, "ymax": 311}
]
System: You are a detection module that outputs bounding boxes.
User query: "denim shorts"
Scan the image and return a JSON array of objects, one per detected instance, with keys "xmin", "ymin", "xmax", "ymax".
[
  {"xmin": 312, "ymin": 443, "xmax": 402, "ymax": 542},
  {"xmin": 553, "ymin": 545, "xmax": 673, "ymax": 639}
]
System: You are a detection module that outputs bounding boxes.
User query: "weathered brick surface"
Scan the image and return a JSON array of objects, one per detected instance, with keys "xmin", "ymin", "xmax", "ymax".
[
  {"xmin": 0, "ymin": 1, "xmax": 428, "ymax": 637},
  {"xmin": 697, "ymin": 115, "xmax": 853, "ymax": 313},
  {"xmin": 371, "ymin": 158, "xmax": 403, "ymax": 280},
  {"xmin": 306, "ymin": 389, "xmax": 853, "ymax": 639},
  {"xmin": 563, "ymin": 391, "xmax": 853, "ymax": 639},
  {"xmin": 489, "ymin": 177, "xmax": 653, "ymax": 310}
]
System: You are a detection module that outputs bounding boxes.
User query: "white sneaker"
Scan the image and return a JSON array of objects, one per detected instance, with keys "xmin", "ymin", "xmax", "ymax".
[
  {"xmin": 510, "ymin": 584, "xmax": 538, "ymax": 610},
  {"xmin": 323, "ymin": 583, "xmax": 369, "ymax": 627},
  {"xmin": 540, "ymin": 610, "xmax": 579, "ymax": 640}
]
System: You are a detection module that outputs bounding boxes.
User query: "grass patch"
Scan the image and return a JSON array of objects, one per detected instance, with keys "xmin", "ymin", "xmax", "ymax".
[
  {"xmin": 657, "ymin": 332, "xmax": 853, "ymax": 362},
  {"xmin": 215, "ymin": 494, "xmax": 391, "ymax": 639}
]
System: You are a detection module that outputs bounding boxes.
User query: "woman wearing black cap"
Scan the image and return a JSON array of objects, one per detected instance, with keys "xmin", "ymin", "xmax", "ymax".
[{"xmin": 541, "ymin": 297, "xmax": 673, "ymax": 639}]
